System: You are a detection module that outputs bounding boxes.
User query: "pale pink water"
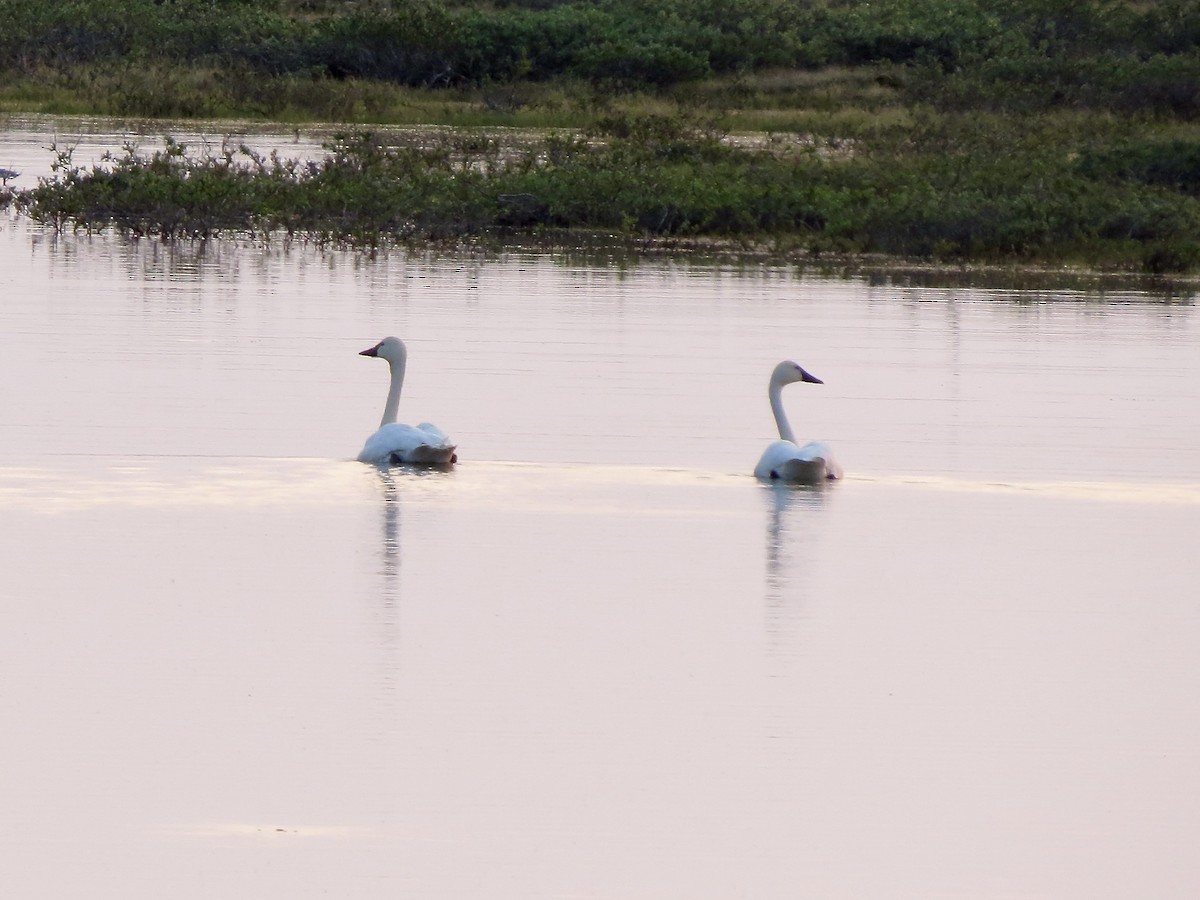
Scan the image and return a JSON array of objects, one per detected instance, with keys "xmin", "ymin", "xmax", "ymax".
[{"xmin": 2, "ymin": 124, "xmax": 1199, "ymax": 899}]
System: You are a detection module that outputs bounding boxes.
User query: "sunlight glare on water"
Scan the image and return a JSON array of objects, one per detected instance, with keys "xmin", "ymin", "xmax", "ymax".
[{"xmin": 2, "ymin": 155, "xmax": 1200, "ymax": 900}]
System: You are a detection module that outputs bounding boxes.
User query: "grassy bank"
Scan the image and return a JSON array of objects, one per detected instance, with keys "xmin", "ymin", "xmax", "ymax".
[
  {"xmin": 1, "ymin": 0, "xmax": 1199, "ymax": 270},
  {"xmin": 3, "ymin": 0, "xmax": 1198, "ymax": 119}
]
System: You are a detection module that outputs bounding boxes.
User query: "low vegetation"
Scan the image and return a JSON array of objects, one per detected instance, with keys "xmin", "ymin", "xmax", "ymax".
[
  {"xmin": 1, "ymin": 0, "xmax": 1199, "ymax": 270},
  {"xmin": 12, "ymin": 116, "xmax": 1198, "ymax": 272},
  {"xmin": 3, "ymin": 0, "xmax": 1198, "ymax": 117}
]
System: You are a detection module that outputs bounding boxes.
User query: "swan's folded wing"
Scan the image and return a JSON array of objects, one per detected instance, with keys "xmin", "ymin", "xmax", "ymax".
[
  {"xmin": 755, "ymin": 439, "xmax": 841, "ymax": 482},
  {"xmin": 793, "ymin": 440, "xmax": 829, "ymax": 459},
  {"xmin": 359, "ymin": 422, "xmax": 456, "ymax": 464},
  {"xmin": 754, "ymin": 440, "xmax": 800, "ymax": 479},
  {"xmin": 414, "ymin": 422, "xmax": 454, "ymax": 448}
]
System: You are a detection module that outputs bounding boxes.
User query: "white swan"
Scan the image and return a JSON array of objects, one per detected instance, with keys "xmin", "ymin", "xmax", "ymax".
[
  {"xmin": 754, "ymin": 360, "xmax": 842, "ymax": 483},
  {"xmin": 357, "ymin": 336, "xmax": 457, "ymax": 466}
]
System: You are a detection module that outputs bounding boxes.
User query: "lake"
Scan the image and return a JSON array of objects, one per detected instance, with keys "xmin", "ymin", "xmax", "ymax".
[{"xmin": 2, "ymin": 117, "xmax": 1199, "ymax": 900}]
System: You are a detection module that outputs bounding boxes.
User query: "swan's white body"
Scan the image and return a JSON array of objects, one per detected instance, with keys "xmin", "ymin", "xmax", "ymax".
[
  {"xmin": 754, "ymin": 361, "xmax": 841, "ymax": 483},
  {"xmin": 357, "ymin": 336, "xmax": 457, "ymax": 466}
]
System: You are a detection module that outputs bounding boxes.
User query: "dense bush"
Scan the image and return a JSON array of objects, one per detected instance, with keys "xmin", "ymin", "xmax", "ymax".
[
  {"xmin": 2, "ymin": 0, "xmax": 1197, "ymax": 105},
  {"xmin": 1077, "ymin": 139, "xmax": 1200, "ymax": 196}
]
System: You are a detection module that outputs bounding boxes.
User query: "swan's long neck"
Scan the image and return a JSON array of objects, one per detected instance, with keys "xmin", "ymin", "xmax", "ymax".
[
  {"xmin": 380, "ymin": 354, "xmax": 407, "ymax": 427},
  {"xmin": 769, "ymin": 380, "xmax": 796, "ymax": 443}
]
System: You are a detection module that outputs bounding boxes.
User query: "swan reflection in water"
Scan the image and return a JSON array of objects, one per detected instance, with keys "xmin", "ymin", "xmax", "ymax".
[
  {"xmin": 376, "ymin": 466, "xmax": 403, "ymax": 598},
  {"xmin": 364, "ymin": 458, "xmax": 453, "ymax": 607},
  {"xmin": 371, "ymin": 462, "xmax": 456, "ymax": 605},
  {"xmin": 761, "ymin": 481, "xmax": 829, "ymax": 653},
  {"xmin": 367, "ymin": 463, "xmax": 456, "ymax": 701}
]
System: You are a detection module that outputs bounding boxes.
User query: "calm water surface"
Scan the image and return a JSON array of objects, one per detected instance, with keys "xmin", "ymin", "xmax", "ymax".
[{"xmin": 2, "ymin": 122, "xmax": 1200, "ymax": 899}]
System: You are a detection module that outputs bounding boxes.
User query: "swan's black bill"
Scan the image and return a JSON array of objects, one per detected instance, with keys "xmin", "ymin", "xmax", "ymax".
[
  {"xmin": 359, "ymin": 344, "xmax": 380, "ymax": 357},
  {"xmin": 798, "ymin": 366, "xmax": 823, "ymax": 384}
]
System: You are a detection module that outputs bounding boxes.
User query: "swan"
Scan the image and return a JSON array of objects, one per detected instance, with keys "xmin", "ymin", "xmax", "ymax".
[
  {"xmin": 357, "ymin": 336, "xmax": 457, "ymax": 466},
  {"xmin": 754, "ymin": 360, "xmax": 842, "ymax": 483}
]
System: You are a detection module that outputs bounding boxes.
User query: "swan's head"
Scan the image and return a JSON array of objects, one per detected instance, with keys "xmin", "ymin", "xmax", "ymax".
[
  {"xmin": 772, "ymin": 360, "xmax": 824, "ymax": 386},
  {"xmin": 360, "ymin": 336, "xmax": 407, "ymax": 364}
]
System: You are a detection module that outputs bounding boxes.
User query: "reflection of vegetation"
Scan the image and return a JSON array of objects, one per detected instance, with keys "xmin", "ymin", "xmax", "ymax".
[{"xmin": 1, "ymin": 0, "xmax": 1199, "ymax": 270}]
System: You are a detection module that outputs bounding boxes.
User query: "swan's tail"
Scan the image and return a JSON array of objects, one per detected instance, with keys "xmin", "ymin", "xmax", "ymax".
[
  {"xmin": 389, "ymin": 444, "xmax": 458, "ymax": 466},
  {"xmin": 770, "ymin": 457, "xmax": 830, "ymax": 483}
]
